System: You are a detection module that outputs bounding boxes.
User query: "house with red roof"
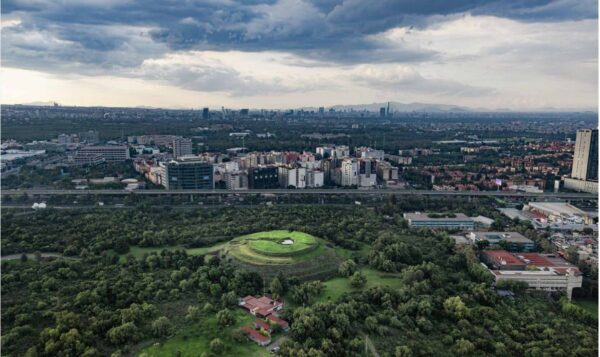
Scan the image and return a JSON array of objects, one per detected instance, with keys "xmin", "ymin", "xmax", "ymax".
[
  {"xmin": 241, "ymin": 325, "xmax": 271, "ymax": 346},
  {"xmin": 254, "ymin": 319, "xmax": 272, "ymax": 333},
  {"xmin": 239, "ymin": 295, "xmax": 283, "ymax": 317},
  {"xmin": 266, "ymin": 314, "xmax": 290, "ymax": 331}
]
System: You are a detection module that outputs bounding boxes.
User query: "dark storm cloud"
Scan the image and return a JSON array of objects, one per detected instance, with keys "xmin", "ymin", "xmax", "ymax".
[{"xmin": 1, "ymin": 0, "xmax": 596, "ymax": 93}]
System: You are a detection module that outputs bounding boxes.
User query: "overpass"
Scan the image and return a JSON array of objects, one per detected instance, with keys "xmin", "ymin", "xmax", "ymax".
[{"xmin": 1, "ymin": 189, "xmax": 596, "ymax": 199}]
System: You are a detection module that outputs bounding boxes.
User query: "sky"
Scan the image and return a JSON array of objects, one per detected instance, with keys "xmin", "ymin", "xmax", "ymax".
[{"xmin": 1, "ymin": 0, "xmax": 598, "ymax": 110}]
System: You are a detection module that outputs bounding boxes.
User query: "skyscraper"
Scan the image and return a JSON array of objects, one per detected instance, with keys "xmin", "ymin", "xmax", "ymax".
[
  {"xmin": 173, "ymin": 137, "xmax": 193, "ymax": 158},
  {"xmin": 202, "ymin": 107, "xmax": 209, "ymax": 119},
  {"xmin": 572, "ymin": 129, "xmax": 598, "ymax": 181}
]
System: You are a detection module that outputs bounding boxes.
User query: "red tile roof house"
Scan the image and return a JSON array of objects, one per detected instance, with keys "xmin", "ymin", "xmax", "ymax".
[
  {"xmin": 254, "ymin": 319, "xmax": 272, "ymax": 333},
  {"xmin": 267, "ymin": 314, "xmax": 290, "ymax": 332},
  {"xmin": 239, "ymin": 295, "xmax": 284, "ymax": 317},
  {"xmin": 241, "ymin": 325, "xmax": 271, "ymax": 346}
]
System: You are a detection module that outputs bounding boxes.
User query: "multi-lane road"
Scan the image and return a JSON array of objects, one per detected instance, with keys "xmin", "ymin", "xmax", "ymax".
[{"xmin": 1, "ymin": 189, "xmax": 596, "ymax": 199}]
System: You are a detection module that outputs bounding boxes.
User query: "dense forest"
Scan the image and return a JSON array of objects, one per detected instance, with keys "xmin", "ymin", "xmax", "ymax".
[{"xmin": 1, "ymin": 204, "xmax": 597, "ymax": 356}]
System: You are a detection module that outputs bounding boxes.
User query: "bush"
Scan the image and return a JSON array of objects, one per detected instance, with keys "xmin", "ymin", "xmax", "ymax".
[{"xmin": 349, "ymin": 271, "xmax": 367, "ymax": 288}]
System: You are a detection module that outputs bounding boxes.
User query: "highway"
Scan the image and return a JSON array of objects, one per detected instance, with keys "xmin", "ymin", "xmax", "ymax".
[{"xmin": 1, "ymin": 189, "xmax": 596, "ymax": 199}]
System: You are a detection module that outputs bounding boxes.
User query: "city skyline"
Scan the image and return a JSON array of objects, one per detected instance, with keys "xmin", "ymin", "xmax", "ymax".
[{"xmin": 2, "ymin": 0, "xmax": 598, "ymax": 110}]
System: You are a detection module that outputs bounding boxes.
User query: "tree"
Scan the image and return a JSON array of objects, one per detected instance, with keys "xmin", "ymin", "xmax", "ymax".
[
  {"xmin": 202, "ymin": 303, "xmax": 214, "ymax": 313},
  {"xmin": 221, "ymin": 291, "xmax": 238, "ymax": 307},
  {"xmin": 291, "ymin": 281, "xmax": 324, "ymax": 305},
  {"xmin": 151, "ymin": 316, "xmax": 173, "ymax": 338},
  {"xmin": 209, "ymin": 338, "xmax": 225, "ymax": 354},
  {"xmin": 395, "ymin": 345, "xmax": 413, "ymax": 357},
  {"xmin": 349, "ymin": 271, "xmax": 367, "ymax": 288},
  {"xmin": 216, "ymin": 309, "xmax": 235, "ymax": 327},
  {"xmin": 107, "ymin": 322, "xmax": 139, "ymax": 345},
  {"xmin": 491, "ymin": 220, "xmax": 504, "ymax": 231},
  {"xmin": 475, "ymin": 240, "xmax": 490, "ymax": 250},
  {"xmin": 270, "ymin": 277, "xmax": 284, "ymax": 299},
  {"xmin": 338, "ymin": 260, "xmax": 357, "ymax": 277},
  {"xmin": 276, "ymin": 271, "xmax": 289, "ymax": 293},
  {"xmin": 443, "ymin": 296, "xmax": 468, "ymax": 320},
  {"xmin": 185, "ymin": 306, "xmax": 201, "ymax": 322},
  {"xmin": 453, "ymin": 338, "xmax": 475, "ymax": 355},
  {"xmin": 566, "ymin": 246, "xmax": 579, "ymax": 265}
]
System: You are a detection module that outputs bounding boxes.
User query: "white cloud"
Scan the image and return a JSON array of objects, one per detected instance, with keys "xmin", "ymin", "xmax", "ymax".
[{"xmin": 1, "ymin": 10, "xmax": 597, "ymax": 110}]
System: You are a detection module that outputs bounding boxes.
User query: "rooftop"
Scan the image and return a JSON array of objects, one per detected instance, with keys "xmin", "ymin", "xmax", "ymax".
[
  {"xmin": 266, "ymin": 314, "xmax": 289, "ymax": 327},
  {"xmin": 481, "ymin": 250, "xmax": 523, "ymax": 266},
  {"xmin": 482, "ymin": 250, "xmax": 581, "ymax": 275},
  {"xmin": 241, "ymin": 326, "xmax": 270, "ymax": 342},
  {"xmin": 470, "ymin": 231, "xmax": 533, "ymax": 244},
  {"xmin": 404, "ymin": 212, "xmax": 472, "ymax": 221},
  {"xmin": 254, "ymin": 319, "xmax": 271, "ymax": 330},
  {"xmin": 527, "ymin": 202, "xmax": 587, "ymax": 217}
]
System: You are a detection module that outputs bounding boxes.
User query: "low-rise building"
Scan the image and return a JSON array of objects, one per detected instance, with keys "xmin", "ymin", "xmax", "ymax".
[
  {"xmin": 254, "ymin": 319, "xmax": 272, "ymax": 333},
  {"xmin": 480, "ymin": 250, "xmax": 582, "ymax": 300},
  {"xmin": 241, "ymin": 325, "xmax": 271, "ymax": 346},
  {"xmin": 239, "ymin": 295, "xmax": 284, "ymax": 317},
  {"xmin": 404, "ymin": 212, "xmax": 475, "ymax": 230},
  {"xmin": 71, "ymin": 153, "xmax": 105, "ymax": 166},
  {"xmin": 563, "ymin": 177, "xmax": 598, "ymax": 194},
  {"xmin": 266, "ymin": 314, "xmax": 290, "ymax": 331},
  {"xmin": 526, "ymin": 202, "xmax": 595, "ymax": 225},
  {"xmin": 78, "ymin": 145, "xmax": 129, "ymax": 162},
  {"xmin": 468, "ymin": 231, "xmax": 535, "ymax": 252}
]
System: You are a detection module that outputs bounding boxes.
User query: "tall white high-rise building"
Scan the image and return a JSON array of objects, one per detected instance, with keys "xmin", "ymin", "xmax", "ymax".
[
  {"xmin": 564, "ymin": 128, "xmax": 598, "ymax": 194},
  {"xmin": 341, "ymin": 159, "xmax": 358, "ymax": 186},
  {"xmin": 571, "ymin": 129, "xmax": 598, "ymax": 181}
]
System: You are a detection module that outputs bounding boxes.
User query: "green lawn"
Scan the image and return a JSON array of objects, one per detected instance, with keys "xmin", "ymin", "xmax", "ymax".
[
  {"xmin": 227, "ymin": 240, "xmax": 330, "ymax": 266},
  {"xmin": 573, "ymin": 298, "xmax": 599, "ymax": 316},
  {"xmin": 319, "ymin": 268, "xmax": 403, "ymax": 302},
  {"xmin": 141, "ymin": 310, "xmax": 269, "ymax": 357},
  {"xmin": 242, "ymin": 230, "xmax": 317, "ymax": 254}
]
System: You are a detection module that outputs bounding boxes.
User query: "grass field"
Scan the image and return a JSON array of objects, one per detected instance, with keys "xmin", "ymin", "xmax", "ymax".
[
  {"xmin": 141, "ymin": 309, "xmax": 269, "ymax": 357},
  {"xmin": 224, "ymin": 231, "xmax": 343, "ymax": 281},
  {"xmin": 318, "ymin": 268, "xmax": 403, "ymax": 302},
  {"xmin": 573, "ymin": 298, "xmax": 598, "ymax": 316},
  {"xmin": 242, "ymin": 230, "xmax": 318, "ymax": 255},
  {"xmin": 226, "ymin": 231, "xmax": 323, "ymax": 265}
]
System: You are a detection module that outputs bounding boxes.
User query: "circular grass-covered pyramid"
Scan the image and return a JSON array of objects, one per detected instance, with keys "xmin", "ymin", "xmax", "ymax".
[{"xmin": 222, "ymin": 230, "xmax": 342, "ymax": 281}]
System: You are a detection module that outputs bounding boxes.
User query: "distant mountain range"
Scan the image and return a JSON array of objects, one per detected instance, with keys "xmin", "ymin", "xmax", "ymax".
[
  {"xmin": 7, "ymin": 100, "xmax": 596, "ymax": 113},
  {"xmin": 326, "ymin": 101, "xmax": 470, "ymax": 113},
  {"xmin": 320, "ymin": 102, "xmax": 596, "ymax": 113}
]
